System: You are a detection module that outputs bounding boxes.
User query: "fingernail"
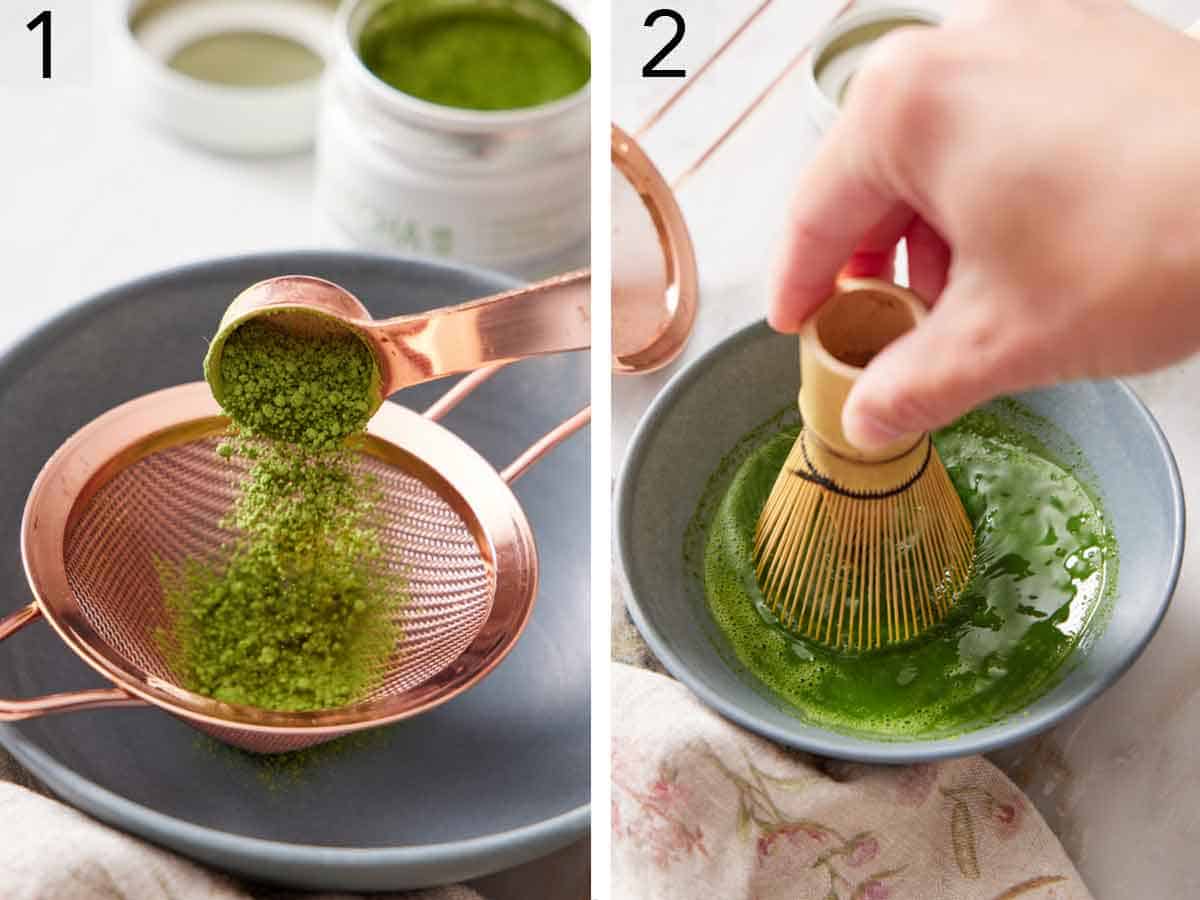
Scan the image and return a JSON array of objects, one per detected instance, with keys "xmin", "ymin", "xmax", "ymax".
[
  {"xmin": 843, "ymin": 410, "xmax": 902, "ymax": 451},
  {"xmin": 767, "ymin": 308, "xmax": 800, "ymax": 335}
]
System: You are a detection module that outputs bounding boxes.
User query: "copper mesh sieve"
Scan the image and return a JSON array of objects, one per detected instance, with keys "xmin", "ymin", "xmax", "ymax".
[{"xmin": 1, "ymin": 381, "xmax": 585, "ymax": 753}]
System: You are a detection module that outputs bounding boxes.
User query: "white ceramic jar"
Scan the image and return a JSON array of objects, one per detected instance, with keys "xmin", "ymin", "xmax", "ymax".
[
  {"xmin": 804, "ymin": 5, "xmax": 942, "ymax": 135},
  {"xmin": 315, "ymin": 0, "xmax": 591, "ymax": 272},
  {"xmin": 117, "ymin": 0, "xmax": 335, "ymax": 155}
]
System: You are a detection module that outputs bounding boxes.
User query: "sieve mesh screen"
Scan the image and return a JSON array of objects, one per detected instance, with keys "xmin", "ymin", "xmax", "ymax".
[{"xmin": 61, "ymin": 437, "xmax": 495, "ymax": 719}]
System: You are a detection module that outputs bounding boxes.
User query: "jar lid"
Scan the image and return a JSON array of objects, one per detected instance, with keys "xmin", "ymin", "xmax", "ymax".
[
  {"xmin": 118, "ymin": 0, "xmax": 336, "ymax": 155},
  {"xmin": 805, "ymin": 5, "xmax": 942, "ymax": 134}
]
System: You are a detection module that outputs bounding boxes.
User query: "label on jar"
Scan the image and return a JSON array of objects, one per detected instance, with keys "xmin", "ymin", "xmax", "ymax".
[{"xmin": 315, "ymin": 146, "xmax": 590, "ymax": 269}]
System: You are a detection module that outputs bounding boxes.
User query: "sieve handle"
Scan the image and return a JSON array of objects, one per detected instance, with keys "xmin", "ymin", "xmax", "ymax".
[
  {"xmin": 501, "ymin": 406, "xmax": 592, "ymax": 485},
  {"xmin": 0, "ymin": 603, "xmax": 146, "ymax": 721},
  {"xmin": 423, "ymin": 364, "xmax": 507, "ymax": 422}
]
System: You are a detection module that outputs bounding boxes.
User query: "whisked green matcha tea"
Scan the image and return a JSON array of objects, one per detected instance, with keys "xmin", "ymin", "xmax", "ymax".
[{"xmin": 691, "ymin": 405, "xmax": 1116, "ymax": 738}]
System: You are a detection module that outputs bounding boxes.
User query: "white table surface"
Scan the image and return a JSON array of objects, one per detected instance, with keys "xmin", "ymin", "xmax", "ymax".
[
  {"xmin": 0, "ymin": 3, "xmax": 587, "ymax": 897},
  {"xmin": 612, "ymin": 1, "xmax": 1200, "ymax": 897}
]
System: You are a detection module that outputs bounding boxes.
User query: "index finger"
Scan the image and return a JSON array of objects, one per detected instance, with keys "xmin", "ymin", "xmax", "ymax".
[
  {"xmin": 768, "ymin": 30, "xmax": 935, "ymax": 333},
  {"xmin": 768, "ymin": 114, "xmax": 903, "ymax": 333}
]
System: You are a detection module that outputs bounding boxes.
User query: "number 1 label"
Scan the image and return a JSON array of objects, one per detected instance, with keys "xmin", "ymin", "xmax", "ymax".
[{"xmin": 27, "ymin": 10, "xmax": 51, "ymax": 79}]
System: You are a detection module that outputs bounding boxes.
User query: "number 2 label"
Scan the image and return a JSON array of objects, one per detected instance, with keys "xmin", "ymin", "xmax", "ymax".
[{"xmin": 643, "ymin": 9, "xmax": 686, "ymax": 78}]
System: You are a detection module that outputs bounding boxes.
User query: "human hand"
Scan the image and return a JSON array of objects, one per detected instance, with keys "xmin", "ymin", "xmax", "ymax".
[{"xmin": 770, "ymin": 0, "xmax": 1200, "ymax": 450}]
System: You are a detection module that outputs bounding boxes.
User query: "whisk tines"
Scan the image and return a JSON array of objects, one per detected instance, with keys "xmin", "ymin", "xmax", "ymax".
[
  {"xmin": 752, "ymin": 279, "xmax": 976, "ymax": 651},
  {"xmin": 754, "ymin": 431, "xmax": 974, "ymax": 651}
]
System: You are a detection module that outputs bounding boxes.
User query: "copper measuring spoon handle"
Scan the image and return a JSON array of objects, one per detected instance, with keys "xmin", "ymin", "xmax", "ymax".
[
  {"xmin": 0, "ymin": 603, "xmax": 147, "ymax": 719},
  {"xmin": 370, "ymin": 269, "xmax": 591, "ymax": 397},
  {"xmin": 206, "ymin": 270, "xmax": 591, "ymax": 419}
]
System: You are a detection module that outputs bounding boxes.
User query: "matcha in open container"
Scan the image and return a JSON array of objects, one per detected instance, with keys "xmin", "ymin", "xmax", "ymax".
[{"xmin": 316, "ymin": 0, "xmax": 591, "ymax": 269}]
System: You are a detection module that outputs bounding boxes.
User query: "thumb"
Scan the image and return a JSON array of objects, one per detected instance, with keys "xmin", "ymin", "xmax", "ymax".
[{"xmin": 841, "ymin": 294, "xmax": 1016, "ymax": 451}]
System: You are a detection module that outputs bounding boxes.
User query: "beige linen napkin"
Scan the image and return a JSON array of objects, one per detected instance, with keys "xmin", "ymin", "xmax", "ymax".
[
  {"xmin": 612, "ymin": 663, "xmax": 1090, "ymax": 900},
  {"xmin": 0, "ymin": 781, "xmax": 483, "ymax": 900}
]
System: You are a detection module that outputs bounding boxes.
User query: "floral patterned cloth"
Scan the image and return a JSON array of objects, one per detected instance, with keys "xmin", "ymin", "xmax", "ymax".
[
  {"xmin": 612, "ymin": 663, "xmax": 1091, "ymax": 900},
  {"xmin": 0, "ymin": 781, "xmax": 484, "ymax": 900}
]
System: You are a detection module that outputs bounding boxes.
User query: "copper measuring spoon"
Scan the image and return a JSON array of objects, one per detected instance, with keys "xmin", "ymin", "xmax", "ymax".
[{"xmin": 204, "ymin": 269, "xmax": 591, "ymax": 417}]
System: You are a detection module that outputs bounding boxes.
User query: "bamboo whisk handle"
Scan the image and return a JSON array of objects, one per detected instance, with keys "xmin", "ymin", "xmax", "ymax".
[{"xmin": 798, "ymin": 278, "xmax": 928, "ymax": 462}]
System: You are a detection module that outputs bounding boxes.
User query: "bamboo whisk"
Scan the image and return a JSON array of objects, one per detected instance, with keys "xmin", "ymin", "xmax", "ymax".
[{"xmin": 754, "ymin": 279, "xmax": 975, "ymax": 650}]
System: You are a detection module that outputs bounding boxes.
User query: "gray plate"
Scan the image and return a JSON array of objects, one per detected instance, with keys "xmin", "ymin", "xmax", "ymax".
[
  {"xmin": 0, "ymin": 252, "xmax": 589, "ymax": 891},
  {"xmin": 616, "ymin": 321, "xmax": 1184, "ymax": 763}
]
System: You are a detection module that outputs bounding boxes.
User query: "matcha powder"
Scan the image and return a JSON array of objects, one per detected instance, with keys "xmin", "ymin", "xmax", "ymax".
[
  {"xmin": 216, "ymin": 319, "xmax": 376, "ymax": 451},
  {"xmin": 158, "ymin": 316, "xmax": 405, "ymax": 713}
]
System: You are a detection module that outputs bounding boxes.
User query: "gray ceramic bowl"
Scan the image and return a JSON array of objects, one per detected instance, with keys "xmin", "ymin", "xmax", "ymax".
[
  {"xmin": 0, "ymin": 252, "xmax": 588, "ymax": 890},
  {"xmin": 616, "ymin": 321, "xmax": 1184, "ymax": 763}
]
